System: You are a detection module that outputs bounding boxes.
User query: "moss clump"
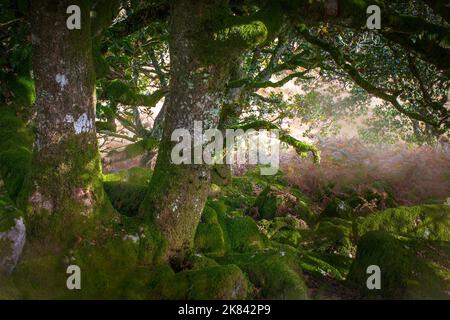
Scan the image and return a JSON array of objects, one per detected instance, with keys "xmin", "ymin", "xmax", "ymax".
[
  {"xmin": 299, "ymin": 217, "xmax": 355, "ymax": 257},
  {"xmin": 218, "ymin": 249, "xmax": 308, "ymax": 299},
  {"xmin": 258, "ymin": 216, "xmax": 307, "ymax": 247},
  {"xmin": 253, "ymin": 186, "xmax": 313, "ymax": 222},
  {"xmin": 299, "ymin": 251, "xmax": 353, "ymax": 281},
  {"xmin": 355, "ymin": 204, "xmax": 450, "ymax": 241},
  {"xmin": 347, "ymin": 231, "xmax": 450, "ymax": 299},
  {"xmin": 195, "ymin": 202, "xmax": 266, "ymax": 256},
  {"xmin": 321, "ymin": 198, "xmax": 353, "ymax": 220},
  {"xmin": 151, "ymin": 264, "xmax": 250, "ymax": 299},
  {"xmin": 195, "ymin": 222, "xmax": 226, "ymax": 256}
]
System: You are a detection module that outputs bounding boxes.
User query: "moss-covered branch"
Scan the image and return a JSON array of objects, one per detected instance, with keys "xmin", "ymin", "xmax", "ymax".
[
  {"xmin": 101, "ymin": 80, "xmax": 167, "ymax": 107},
  {"xmin": 231, "ymin": 119, "xmax": 320, "ymax": 163}
]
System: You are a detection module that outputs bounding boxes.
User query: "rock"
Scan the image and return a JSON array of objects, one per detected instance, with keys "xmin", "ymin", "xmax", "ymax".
[
  {"xmin": 347, "ymin": 231, "xmax": 450, "ymax": 299},
  {"xmin": 258, "ymin": 216, "xmax": 307, "ymax": 247},
  {"xmin": 195, "ymin": 203, "xmax": 266, "ymax": 256},
  {"xmin": 154, "ymin": 264, "xmax": 250, "ymax": 299},
  {"xmin": 253, "ymin": 186, "xmax": 313, "ymax": 222},
  {"xmin": 0, "ymin": 217, "xmax": 26, "ymax": 275},
  {"xmin": 218, "ymin": 249, "xmax": 308, "ymax": 299},
  {"xmin": 299, "ymin": 217, "xmax": 355, "ymax": 257},
  {"xmin": 0, "ymin": 185, "xmax": 26, "ymax": 275},
  {"xmin": 355, "ymin": 204, "xmax": 450, "ymax": 241},
  {"xmin": 321, "ymin": 198, "xmax": 353, "ymax": 220}
]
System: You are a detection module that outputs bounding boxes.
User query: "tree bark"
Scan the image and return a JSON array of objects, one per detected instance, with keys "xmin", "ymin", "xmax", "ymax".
[
  {"xmin": 25, "ymin": 0, "xmax": 111, "ymax": 248},
  {"xmin": 139, "ymin": 0, "xmax": 231, "ymax": 258}
]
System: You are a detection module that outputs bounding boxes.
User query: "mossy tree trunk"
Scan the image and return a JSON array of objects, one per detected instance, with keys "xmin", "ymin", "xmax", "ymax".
[
  {"xmin": 140, "ymin": 0, "xmax": 272, "ymax": 258},
  {"xmin": 139, "ymin": 0, "xmax": 231, "ymax": 258},
  {"xmin": 25, "ymin": 0, "xmax": 111, "ymax": 248}
]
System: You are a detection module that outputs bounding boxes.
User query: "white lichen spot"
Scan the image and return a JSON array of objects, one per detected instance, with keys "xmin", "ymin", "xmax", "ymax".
[
  {"xmin": 122, "ymin": 234, "xmax": 139, "ymax": 243},
  {"xmin": 74, "ymin": 113, "xmax": 93, "ymax": 134},
  {"xmin": 55, "ymin": 73, "xmax": 68, "ymax": 90},
  {"xmin": 0, "ymin": 217, "xmax": 26, "ymax": 275},
  {"xmin": 65, "ymin": 114, "xmax": 74, "ymax": 123}
]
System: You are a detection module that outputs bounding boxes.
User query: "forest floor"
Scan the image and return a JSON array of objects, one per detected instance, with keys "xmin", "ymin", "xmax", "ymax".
[
  {"xmin": 1, "ymin": 137, "xmax": 449, "ymax": 299},
  {"xmin": 99, "ymin": 137, "xmax": 450, "ymax": 299}
]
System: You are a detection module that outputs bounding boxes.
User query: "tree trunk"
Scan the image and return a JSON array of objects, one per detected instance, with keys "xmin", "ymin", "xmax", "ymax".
[
  {"xmin": 25, "ymin": 0, "xmax": 111, "ymax": 248},
  {"xmin": 139, "ymin": 0, "xmax": 231, "ymax": 258}
]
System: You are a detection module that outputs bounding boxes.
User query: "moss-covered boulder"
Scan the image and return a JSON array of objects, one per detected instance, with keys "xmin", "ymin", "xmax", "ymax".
[
  {"xmin": 299, "ymin": 251, "xmax": 353, "ymax": 281},
  {"xmin": 320, "ymin": 182, "xmax": 397, "ymax": 220},
  {"xmin": 299, "ymin": 217, "xmax": 355, "ymax": 257},
  {"xmin": 195, "ymin": 207, "xmax": 227, "ymax": 256},
  {"xmin": 355, "ymin": 204, "xmax": 450, "ymax": 241},
  {"xmin": 321, "ymin": 198, "xmax": 353, "ymax": 220},
  {"xmin": 0, "ymin": 184, "xmax": 26, "ymax": 276},
  {"xmin": 252, "ymin": 186, "xmax": 313, "ymax": 222},
  {"xmin": 347, "ymin": 231, "xmax": 450, "ymax": 299},
  {"xmin": 258, "ymin": 216, "xmax": 307, "ymax": 247},
  {"xmin": 218, "ymin": 248, "xmax": 308, "ymax": 299},
  {"xmin": 194, "ymin": 202, "xmax": 266, "ymax": 255},
  {"xmin": 150, "ymin": 264, "xmax": 250, "ymax": 299}
]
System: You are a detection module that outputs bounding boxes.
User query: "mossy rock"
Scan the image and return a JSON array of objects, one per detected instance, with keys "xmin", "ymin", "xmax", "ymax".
[
  {"xmin": 258, "ymin": 216, "xmax": 307, "ymax": 247},
  {"xmin": 195, "ymin": 222, "xmax": 226, "ymax": 256},
  {"xmin": 299, "ymin": 251, "xmax": 353, "ymax": 281},
  {"xmin": 217, "ymin": 168, "xmax": 289, "ymax": 211},
  {"xmin": 218, "ymin": 249, "xmax": 308, "ymax": 299},
  {"xmin": 195, "ymin": 203, "xmax": 266, "ymax": 256},
  {"xmin": 347, "ymin": 231, "xmax": 450, "ymax": 299},
  {"xmin": 253, "ymin": 186, "xmax": 313, "ymax": 222},
  {"xmin": 299, "ymin": 217, "xmax": 355, "ymax": 257},
  {"xmin": 219, "ymin": 176, "xmax": 257, "ymax": 210},
  {"xmin": 355, "ymin": 204, "xmax": 450, "ymax": 241},
  {"xmin": 0, "ymin": 184, "xmax": 25, "ymax": 275},
  {"xmin": 152, "ymin": 264, "xmax": 250, "ymax": 299},
  {"xmin": 223, "ymin": 214, "xmax": 266, "ymax": 253},
  {"xmin": 321, "ymin": 198, "xmax": 353, "ymax": 220}
]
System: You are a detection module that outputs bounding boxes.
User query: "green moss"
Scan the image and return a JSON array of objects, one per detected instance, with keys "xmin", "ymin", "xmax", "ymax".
[
  {"xmin": 103, "ymin": 167, "xmax": 152, "ymax": 184},
  {"xmin": 195, "ymin": 202, "xmax": 266, "ymax": 256},
  {"xmin": 0, "ymin": 109, "xmax": 32, "ymax": 201},
  {"xmin": 151, "ymin": 264, "xmax": 250, "ymax": 299},
  {"xmin": 0, "ymin": 187, "xmax": 22, "ymax": 233},
  {"xmin": 218, "ymin": 249, "xmax": 308, "ymax": 299},
  {"xmin": 4, "ymin": 76, "xmax": 36, "ymax": 109},
  {"xmin": 253, "ymin": 185, "xmax": 314, "ymax": 222},
  {"xmin": 299, "ymin": 251, "xmax": 353, "ymax": 280},
  {"xmin": 299, "ymin": 218, "xmax": 355, "ymax": 257},
  {"xmin": 258, "ymin": 216, "xmax": 306, "ymax": 247},
  {"xmin": 103, "ymin": 178, "xmax": 147, "ymax": 217},
  {"xmin": 321, "ymin": 198, "xmax": 353, "ymax": 220},
  {"xmin": 347, "ymin": 231, "xmax": 450, "ymax": 299},
  {"xmin": 356, "ymin": 204, "xmax": 450, "ymax": 241},
  {"xmin": 225, "ymin": 215, "xmax": 266, "ymax": 252},
  {"xmin": 194, "ymin": 222, "xmax": 226, "ymax": 256}
]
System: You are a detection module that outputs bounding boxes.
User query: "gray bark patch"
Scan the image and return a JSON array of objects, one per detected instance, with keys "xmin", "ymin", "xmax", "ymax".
[{"xmin": 0, "ymin": 217, "xmax": 26, "ymax": 274}]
